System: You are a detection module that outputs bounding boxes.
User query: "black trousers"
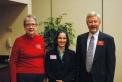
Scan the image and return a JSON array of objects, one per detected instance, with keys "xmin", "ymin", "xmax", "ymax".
[
  {"xmin": 17, "ymin": 73, "xmax": 45, "ymax": 82},
  {"xmin": 85, "ymin": 72, "xmax": 93, "ymax": 82}
]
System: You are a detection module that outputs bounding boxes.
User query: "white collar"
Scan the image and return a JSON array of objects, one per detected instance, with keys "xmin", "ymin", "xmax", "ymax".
[{"xmin": 89, "ymin": 31, "xmax": 99, "ymax": 38}]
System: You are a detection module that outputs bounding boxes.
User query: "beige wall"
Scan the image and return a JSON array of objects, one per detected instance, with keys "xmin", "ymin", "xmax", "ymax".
[
  {"xmin": 32, "ymin": 0, "xmax": 51, "ymax": 33},
  {"xmin": 32, "ymin": 0, "xmax": 121, "ymax": 82},
  {"xmin": 32, "ymin": 0, "xmax": 102, "ymax": 36}
]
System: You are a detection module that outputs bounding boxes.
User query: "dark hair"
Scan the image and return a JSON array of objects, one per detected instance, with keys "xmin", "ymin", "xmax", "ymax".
[{"xmin": 54, "ymin": 29, "xmax": 70, "ymax": 49}]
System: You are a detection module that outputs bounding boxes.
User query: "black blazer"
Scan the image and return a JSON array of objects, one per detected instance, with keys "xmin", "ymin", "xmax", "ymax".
[
  {"xmin": 76, "ymin": 32, "xmax": 116, "ymax": 82},
  {"xmin": 45, "ymin": 48, "xmax": 77, "ymax": 82}
]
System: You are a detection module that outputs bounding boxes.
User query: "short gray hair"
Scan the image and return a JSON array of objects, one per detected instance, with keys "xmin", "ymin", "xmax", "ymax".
[
  {"xmin": 86, "ymin": 11, "xmax": 101, "ymax": 22},
  {"xmin": 23, "ymin": 14, "xmax": 37, "ymax": 26}
]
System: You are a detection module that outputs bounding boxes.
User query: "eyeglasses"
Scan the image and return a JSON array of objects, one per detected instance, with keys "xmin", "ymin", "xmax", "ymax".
[{"xmin": 24, "ymin": 23, "xmax": 37, "ymax": 27}]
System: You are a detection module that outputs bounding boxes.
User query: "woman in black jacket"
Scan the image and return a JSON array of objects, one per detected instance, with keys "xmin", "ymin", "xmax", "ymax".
[{"xmin": 45, "ymin": 30, "xmax": 77, "ymax": 82}]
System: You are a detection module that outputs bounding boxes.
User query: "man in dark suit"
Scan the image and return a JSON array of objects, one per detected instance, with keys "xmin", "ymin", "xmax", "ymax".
[{"xmin": 76, "ymin": 11, "xmax": 116, "ymax": 82}]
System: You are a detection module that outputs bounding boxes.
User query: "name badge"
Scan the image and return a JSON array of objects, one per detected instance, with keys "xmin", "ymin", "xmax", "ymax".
[
  {"xmin": 97, "ymin": 41, "xmax": 104, "ymax": 46},
  {"xmin": 50, "ymin": 55, "xmax": 57, "ymax": 59},
  {"xmin": 35, "ymin": 44, "xmax": 42, "ymax": 49}
]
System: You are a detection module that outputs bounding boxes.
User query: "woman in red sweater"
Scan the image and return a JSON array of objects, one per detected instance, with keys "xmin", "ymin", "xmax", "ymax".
[{"xmin": 9, "ymin": 15, "xmax": 45, "ymax": 82}]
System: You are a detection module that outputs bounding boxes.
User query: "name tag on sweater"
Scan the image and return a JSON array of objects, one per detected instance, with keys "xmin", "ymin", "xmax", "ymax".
[
  {"xmin": 50, "ymin": 55, "xmax": 57, "ymax": 59},
  {"xmin": 35, "ymin": 44, "xmax": 42, "ymax": 49}
]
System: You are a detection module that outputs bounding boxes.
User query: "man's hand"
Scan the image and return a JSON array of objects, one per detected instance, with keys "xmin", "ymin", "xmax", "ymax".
[{"xmin": 56, "ymin": 80, "xmax": 63, "ymax": 82}]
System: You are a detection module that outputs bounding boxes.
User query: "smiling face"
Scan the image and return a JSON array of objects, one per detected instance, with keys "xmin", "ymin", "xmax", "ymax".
[
  {"xmin": 57, "ymin": 32, "xmax": 67, "ymax": 49},
  {"xmin": 24, "ymin": 17, "xmax": 37, "ymax": 36},
  {"xmin": 86, "ymin": 15, "xmax": 101, "ymax": 34}
]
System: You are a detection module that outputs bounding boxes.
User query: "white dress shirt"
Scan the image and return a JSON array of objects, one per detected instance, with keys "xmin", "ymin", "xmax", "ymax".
[{"xmin": 87, "ymin": 31, "xmax": 99, "ymax": 61}]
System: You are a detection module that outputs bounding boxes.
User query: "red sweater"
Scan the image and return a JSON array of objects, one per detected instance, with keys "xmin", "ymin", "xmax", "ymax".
[{"xmin": 9, "ymin": 34, "xmax": 45, "ymax": 82}]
